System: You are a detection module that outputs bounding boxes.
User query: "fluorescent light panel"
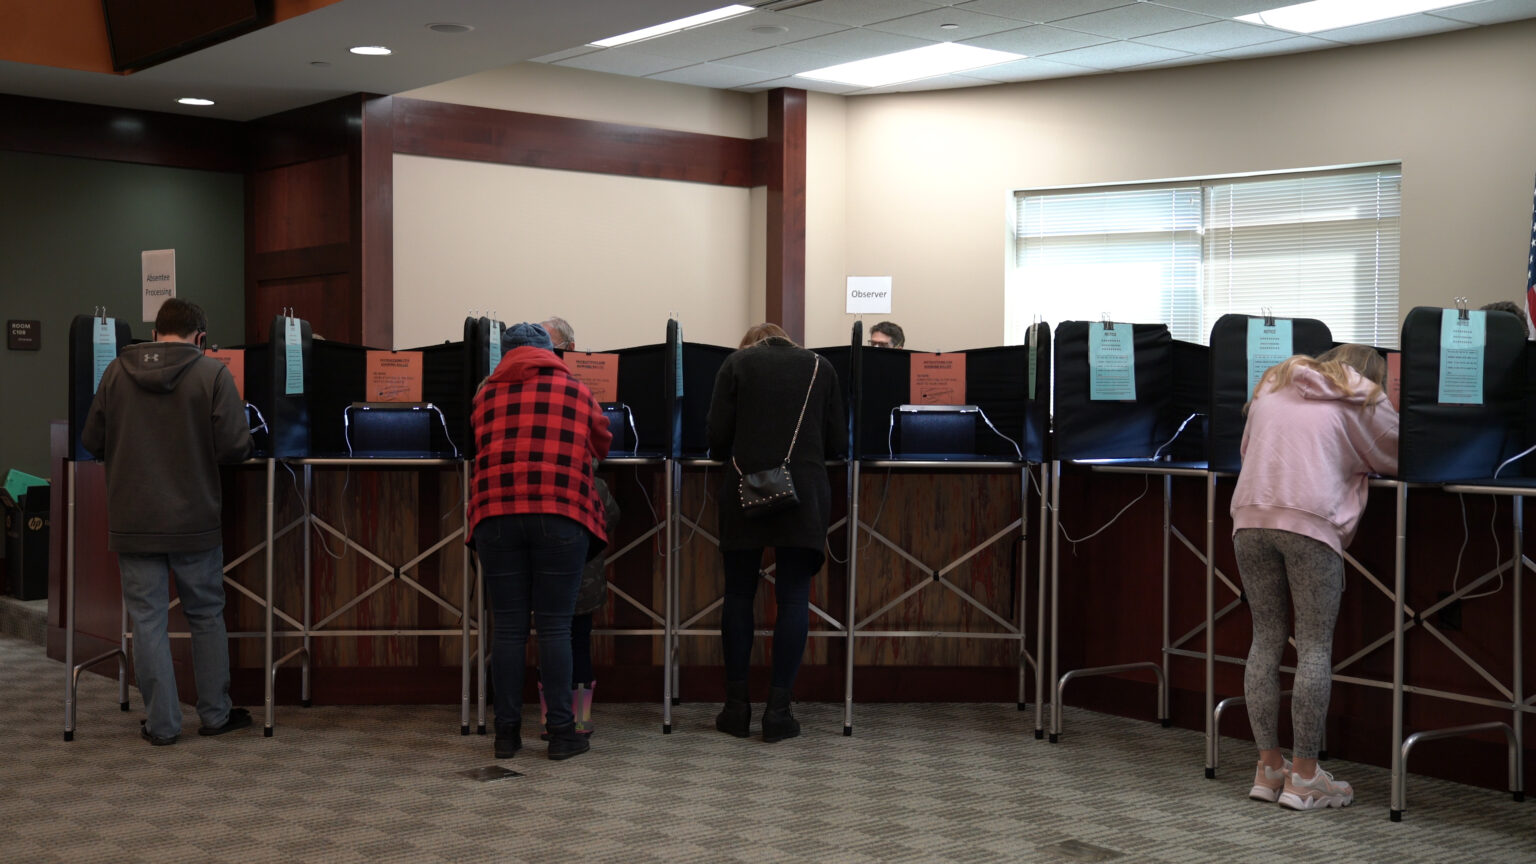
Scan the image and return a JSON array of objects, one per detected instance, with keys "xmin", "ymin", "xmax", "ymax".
[
  {"xmin": 591, "ymin": 5, "xmax": 753, "ymax": 48},
  {"xmin": 1237, "ymin": 0, "xmax": 1481, "ymax": 33},
  {"xmin": 797, "ymin": 43, "xmax": 1024, "ymax": 88}
]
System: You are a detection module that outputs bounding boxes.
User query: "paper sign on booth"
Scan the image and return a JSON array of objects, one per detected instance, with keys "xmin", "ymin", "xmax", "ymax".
[
  {"xmin": 366, "ymin": 350, "xmax": 423, "ymax": 402},
  {"xmin": 1438, "ymin": 309, "xmax": 1485, "ymax": 405},
  {"xmin": 566, "ymin": 353, "xmax": 620, "ymax": 403},
  {"xmin": 206, "ymin": 348, "xmax": 246, "ymax": 400},
  {"xmin": 1089, "ymin": 322, "xmax": 1136, "ymax": 401},
  {"xmin": 1385, "ymin": 352, "xmax": 1401, "ymax": 411},
  {"xmin": 910, "ymin": 353, "xmax": 966, "ymax": 405}
]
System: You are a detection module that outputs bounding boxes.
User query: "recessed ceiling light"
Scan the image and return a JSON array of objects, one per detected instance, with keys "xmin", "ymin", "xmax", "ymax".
[
  {"xmin": 349, "ymin": 45, "xmax": 392, "ymax": 56},
  {"xmin": 1237, "ymin": 0, "xmax": 1480, "ymax": 33},
  {"xmin": 939, "ymin": 23, "xmax": 960, "ymax": 30},
  {"xmin": 427, "ymin": 23, "xmax": 474, "ymax": 34},
  {"xmin": 751, "ymin": 25, "xmax": 788, "ymax": 35},
  {"xmin": 310, "ymin": 60, "xmax": 330, "ymax": 68},
  {"xmin": 591, "ymin": 4, "xmax": 753, "ymax": 48},
  {"xmin": 797, "ymin": 43, "xmax": 1023, "ymax": 88},
  {"xmin": 177, "ymin": 97, "xmax": 215, "ymax": 106}
]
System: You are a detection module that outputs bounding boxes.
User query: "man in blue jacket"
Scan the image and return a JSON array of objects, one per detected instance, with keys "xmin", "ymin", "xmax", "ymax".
[{"xmin": 83, "ymin": 298, "xmax": 254, "ymax": 745}]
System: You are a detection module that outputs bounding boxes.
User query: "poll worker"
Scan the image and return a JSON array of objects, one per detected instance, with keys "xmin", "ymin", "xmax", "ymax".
[
  {"xmin": 529, "ymin": 315, "xmax": 619, "ymax": 740},
  {"xmin": 470, "ymin": 322, "xmax": 610, "ymax": 761},
  {"xmin": 1479, "ymin": 300, "xmax": 1530, "ymax": 338},
  {"xmin": 869, "ymin": 321, "xmax": 905, "ymax": 348},
  {"xmin": 707, "ymin": 323, "xmax": 846, "ymax": 742},
  {"xmin": 1231, "ymin": 344, "xmax": 1398, "ymax": 810},
  {"xmin": 82, "ymin": 298, "xmax": 254, "ymax": 745}
]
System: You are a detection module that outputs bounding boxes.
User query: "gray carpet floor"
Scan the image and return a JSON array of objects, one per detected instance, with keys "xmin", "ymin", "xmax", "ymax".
[{"xmin": 1, "ymin": 633, "xmax": 1531, "ymax": 863}]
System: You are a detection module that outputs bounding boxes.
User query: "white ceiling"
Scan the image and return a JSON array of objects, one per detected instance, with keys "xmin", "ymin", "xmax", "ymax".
[{"xmin": 1, "ymin": 0, "xmax": 1533, "ymax": 121}]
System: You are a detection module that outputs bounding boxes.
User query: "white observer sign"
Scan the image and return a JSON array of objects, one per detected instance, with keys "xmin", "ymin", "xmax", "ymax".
[
  {"xmin": 846, "ymin": 276, "xmax": 892, "ymax": 314},
  {"xmin": 142, "ymin": 249, "xmax": 176, "ymax": 322}
]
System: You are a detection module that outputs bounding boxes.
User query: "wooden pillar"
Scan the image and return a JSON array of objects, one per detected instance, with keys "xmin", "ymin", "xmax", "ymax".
[{"xmin": 765, "ymin": 88, "xmax": 807, "ymax": 343}]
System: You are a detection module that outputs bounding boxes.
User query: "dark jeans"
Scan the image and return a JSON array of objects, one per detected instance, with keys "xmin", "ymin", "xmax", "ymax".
[
  {"xmin": 721, "ymin": 546, "xmax": 824, "ymax": 690},
  {"xmin": 474, "ymin": 514, "xmax": 588, "ymax": 733},
  {"xmin": 570, "ymin": 613, "xmax": 594, "ymax": 686}
]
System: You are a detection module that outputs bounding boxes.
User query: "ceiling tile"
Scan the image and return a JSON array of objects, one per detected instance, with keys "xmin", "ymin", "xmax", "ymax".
[
  {"xmin": 857, "ymin": 72, "xmax": 1001, "ymax": 94},
  {"xmin": 964, "ymin": 23, "xmax": 1115, "ymax": 55},
  {"xmin": 1145, "ymin": 0, "xmax": 1275, "ymax": 15},
  {"xmin": 960, "ymin": 55, "xmax": 1103, "ymax": 81},
  {"xmin": 1428, "ymin": 0, "xmax": 1536, "ymax": 25},
  {"xmin": 782, "ymin": 28, "xmax": 935, "ymax": 60},
  {"xmin": 736, "ymin": 75, "xmax": 865, "ymax": 94},
  {"xmin": 776, "ymin": 0, "xmax": 949, "ymax": 27},
  {"xmin": 1042, "ymin": 40, "xmax": 1194, "ymax": 69},
  {"xmin": 1132, "ymin": 19, "xmax": 1287, "ymax": 52},
  {"xmin": 554, "ymin": 49, "xmax": 690, "ymax": 76},
  {"xmin": 954, "ymin": 0, "xmax": 1137, "ymax": 24},
  {"xmin": 1311, "ymin": 13, "xmax": 1477, "ymax": 44},
  {"xmin": 647, "ymin": 62, "xmax": 778, "ymax": 88},
  {"xmin": 622, "ymin": 10, "xmax": 847, "ymax": 64},
  {"xmin": 720, "ymin": 46, "xmax": 852, "ymax": 75},
  {"xmin": 530, "ymin": 45, "xmax": 603, "ymax": 64},
  {"xmin": 1052, "ymin": 3, "xmax": 1221, "ymax": 38},
  {"xmin": 1208, "ymin": 33, "xmax": 1345, "ymax": 58},
  {"xmin": 866, "ymin": 7, "xmax": 1031, "ymax": 41}
]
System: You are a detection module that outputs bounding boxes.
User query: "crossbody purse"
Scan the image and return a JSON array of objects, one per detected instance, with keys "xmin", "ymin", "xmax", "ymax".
[{"xmin": 734, "ymin": 356, "xmax": 819, "ymax": 519}]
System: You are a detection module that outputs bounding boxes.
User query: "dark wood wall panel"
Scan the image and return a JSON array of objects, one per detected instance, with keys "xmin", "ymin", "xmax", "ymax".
[
  {"xmin": 0, "ymin": 93, "xmax": 245, "ymax": 171},
  {"xmin": 765, "ymin": 88, "xmax": 807, "ymax": 342},
  {"xmin": 391, "ymin": 97, "xmax": 756, "ymax": 187},
  {"xmin": 354, "ymin": 95, "xmax": 393, "ymax": 349},
  {"xmin": 249, "ymin": 156, "xmax": 350, "ymax": 253},
  {"xmin": 248, "ymin": 273, "xmax": 352, "ymax": 344}
]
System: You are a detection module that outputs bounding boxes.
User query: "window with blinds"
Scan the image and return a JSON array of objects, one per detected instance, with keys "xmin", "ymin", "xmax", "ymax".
[{"xmin": 1009, "ymin": 165, "xmax": 1402, "ymax": 347}]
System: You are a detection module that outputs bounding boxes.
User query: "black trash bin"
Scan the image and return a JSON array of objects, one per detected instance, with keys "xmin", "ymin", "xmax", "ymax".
[{"xmin": 2, "ymin": 482, "xmax": 49, "ymax": 601}]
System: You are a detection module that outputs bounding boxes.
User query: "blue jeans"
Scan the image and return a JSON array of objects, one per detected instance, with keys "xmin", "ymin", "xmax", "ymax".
[
  {"xmin": 721, "ymin": 547, "xmax": 823, "ymax": 690},
  {"xmin": 118, "ymin": 547, "xmax": 233, "ymax": 738},
  {"xmin": 475, "ymin": 514, "xmax": 588, "ymax": 733}
]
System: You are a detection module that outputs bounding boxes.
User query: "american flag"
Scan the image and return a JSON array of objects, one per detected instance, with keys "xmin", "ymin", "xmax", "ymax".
[{"xmin": 1527, "ymin": 176, "xmax": 1536, "ymax": 337}]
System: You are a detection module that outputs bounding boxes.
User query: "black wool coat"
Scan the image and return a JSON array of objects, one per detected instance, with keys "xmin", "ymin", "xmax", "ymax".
[{"xmin": 707, "ymin": 338, "xmax": 847, "ymax": 552}]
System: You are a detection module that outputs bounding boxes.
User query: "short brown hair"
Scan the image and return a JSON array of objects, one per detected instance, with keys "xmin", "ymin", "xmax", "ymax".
[{"xmin": 154, "ymin": 298, "xmax": 207, "ymax": 339}]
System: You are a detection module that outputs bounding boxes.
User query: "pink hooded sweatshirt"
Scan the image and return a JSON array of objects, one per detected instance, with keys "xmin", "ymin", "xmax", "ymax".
[{"xmin": 1230, "ymin": 363, "xmax": 1399, "ymax": 555}]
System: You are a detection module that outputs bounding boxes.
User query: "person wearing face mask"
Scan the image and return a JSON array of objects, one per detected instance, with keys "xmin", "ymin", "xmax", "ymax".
[{"xmin": 82, "ymin": 298, "xmax": 255, "ymax": 746}]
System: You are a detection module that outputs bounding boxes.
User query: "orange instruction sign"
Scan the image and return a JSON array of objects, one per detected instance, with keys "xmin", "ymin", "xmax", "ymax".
[
  {"xmin": 366, "ymin": 350, "xmax": 423, "ymax": 402},
  {"xmin": 1386, "ymin": 351, "xmax": 1401, "ymax": 411},
  {"xmin": 566, "ymin": 352, "xmax": 620, "ymax": 403},
  {"xmin": 206, "ymin": 348, "xmax": 245, "ymax": 400},
  {"xmin": 910, "ymin": 353, "xmax": 966, "ymax": 405}
]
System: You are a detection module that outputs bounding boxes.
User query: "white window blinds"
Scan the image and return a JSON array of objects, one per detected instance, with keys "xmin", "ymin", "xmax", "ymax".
[{"xmin": 1010, "ymin": 165, "xmax": 1401, "ymax": 347}]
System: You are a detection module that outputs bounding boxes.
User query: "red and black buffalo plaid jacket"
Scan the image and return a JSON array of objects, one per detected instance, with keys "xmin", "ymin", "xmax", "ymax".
[{"xmin": 468, "ymin": 347, "xmax": 612, "ymax": 549}]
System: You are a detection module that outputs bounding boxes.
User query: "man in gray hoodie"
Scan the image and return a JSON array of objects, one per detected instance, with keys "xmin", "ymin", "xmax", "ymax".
[{"xmin": 83, "ymin": 298, "xmax": 254, "ymax": 745}]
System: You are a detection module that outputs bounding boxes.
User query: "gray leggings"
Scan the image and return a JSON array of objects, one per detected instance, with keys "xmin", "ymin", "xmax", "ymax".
[{"xmin": 1233, "ymin": 528, "xmax": 1343, "ymax": 759}]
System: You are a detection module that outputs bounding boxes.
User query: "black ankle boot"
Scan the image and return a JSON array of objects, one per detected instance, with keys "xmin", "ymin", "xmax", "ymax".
[
  {"xmin": 494, "ymin": 723, "xmax": 521, "ymax": 759},
  {"xmin": 761, "ymin": 685, "xmax": 800, "ymax": 743},
  {"xmin": 546, "ymin": 722, "xmax": 590, "ymax": 761},
  {"xmin": 715, "ymin": 680, "xmax": 751, "ymax": 738}
]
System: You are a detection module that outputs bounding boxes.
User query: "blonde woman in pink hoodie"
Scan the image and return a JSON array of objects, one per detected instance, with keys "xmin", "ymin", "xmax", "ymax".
[{"xmin": 1231, "ymin": 344, "xmax": 1399, "ymax": 811}]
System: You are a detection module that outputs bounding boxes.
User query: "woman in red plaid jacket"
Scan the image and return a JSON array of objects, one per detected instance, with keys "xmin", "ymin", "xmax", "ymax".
[{"xmin": 469, "ymin": 322, "xmax": 611, "ymax": 762}]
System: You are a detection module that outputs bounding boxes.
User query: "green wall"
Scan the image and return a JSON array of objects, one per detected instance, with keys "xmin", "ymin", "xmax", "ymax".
[{"xmin": 0, "ymin": 151, "xmax": 244, "ymax": 478}]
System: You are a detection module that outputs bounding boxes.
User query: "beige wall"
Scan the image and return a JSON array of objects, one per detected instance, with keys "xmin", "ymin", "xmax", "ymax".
[
  {"xmin": 394, "ymin": 22, "xmax": 1536, "ymax": 354},
  {"xmin": 833, "ymin": 20, "xmax": 1536, "ymax": 351},
  {"xmin": 394, "ymin": 63, "xmax": 763, "ymax": 350}
]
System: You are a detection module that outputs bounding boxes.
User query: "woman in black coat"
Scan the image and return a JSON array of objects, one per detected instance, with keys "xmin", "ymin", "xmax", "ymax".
[{"xmin": 706, "ymin": 323, "xmax": 846, "ymax": 742}]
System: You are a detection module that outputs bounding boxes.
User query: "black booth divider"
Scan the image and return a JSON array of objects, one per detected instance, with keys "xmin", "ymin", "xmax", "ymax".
[
  {"xmin": 1399, "ymin": 305, "xmax": 1529, "ymax": 483},
  {"xmin": 1206, "ymin": 314, "xmax": 1333, "ymax": 474},
  {"xmin": 1053, "ymin": 321, "xmax": 1209, "ymax": 462}
]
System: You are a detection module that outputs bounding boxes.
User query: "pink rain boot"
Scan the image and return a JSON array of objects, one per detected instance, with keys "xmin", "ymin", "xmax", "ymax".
[{"xmin": 573, "ymin": 681, "xmax": 596, "ymax": 736}]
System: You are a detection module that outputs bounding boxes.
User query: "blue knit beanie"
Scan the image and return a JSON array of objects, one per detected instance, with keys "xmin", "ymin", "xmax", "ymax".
[{"xmin": 502, "ymin": 321, "xmax": 553, "ymax": 351}]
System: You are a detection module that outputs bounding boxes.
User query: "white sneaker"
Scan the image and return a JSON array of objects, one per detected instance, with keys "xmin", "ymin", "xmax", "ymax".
[
  {"xmin": 1249, "ymin": 758, "xmax": 1291, "ymax": 802},
  {"xmin": 1278, "ymin": 768, "xmax": 1354, "ymax": 811}
]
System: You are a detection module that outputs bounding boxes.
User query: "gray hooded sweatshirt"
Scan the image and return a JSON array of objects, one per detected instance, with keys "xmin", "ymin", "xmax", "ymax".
[{"xmin": 82, "ymin": 341, "xmax": 253, "ymax": 554}]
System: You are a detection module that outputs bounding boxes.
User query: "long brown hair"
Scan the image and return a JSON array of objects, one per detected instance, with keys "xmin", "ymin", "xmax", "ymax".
[
  {"xmin": 738, "ymin": 322, "xmax": 795, "ymax": 349},
  {"xmin": 1248, "ymin": 343, "xmax": 1388, "ymax": 412}
]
